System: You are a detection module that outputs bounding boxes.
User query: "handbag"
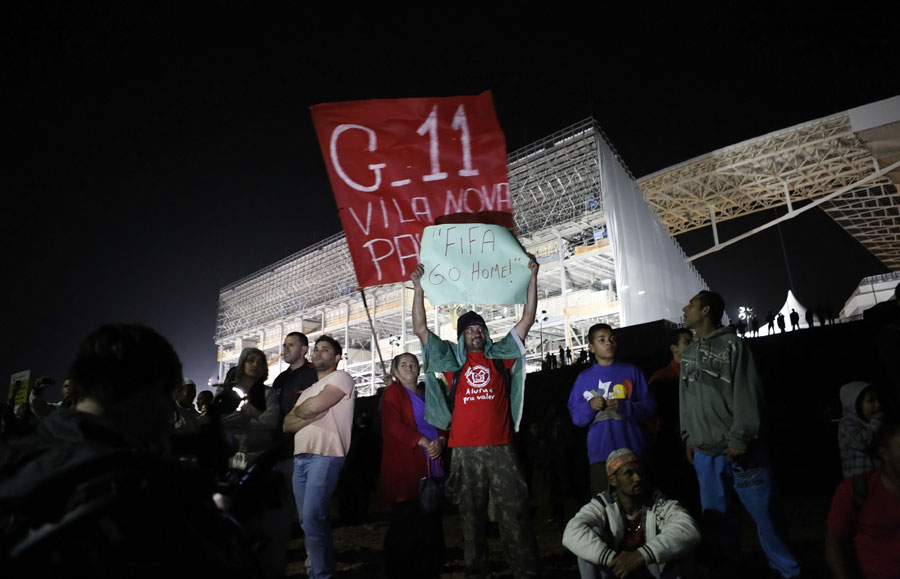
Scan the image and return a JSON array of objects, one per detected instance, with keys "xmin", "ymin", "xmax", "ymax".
[{"xmin": 418, "ymin": 457, "xmax": 444, "ymax": 514}]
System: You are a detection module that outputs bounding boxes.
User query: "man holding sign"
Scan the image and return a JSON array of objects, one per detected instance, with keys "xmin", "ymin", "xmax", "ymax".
[{"xmin": 410, "ymin": 255, "xmax": 540, "ymax": 579}]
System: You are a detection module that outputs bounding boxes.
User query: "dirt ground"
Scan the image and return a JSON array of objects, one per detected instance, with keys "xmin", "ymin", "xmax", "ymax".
[
  {"xmin": 283, "ymin": 484, "xmax": 831, "ymax": 578},
  {"xmin": 286, "ymin": 499, "xmax": 581, "ymax": 578}
]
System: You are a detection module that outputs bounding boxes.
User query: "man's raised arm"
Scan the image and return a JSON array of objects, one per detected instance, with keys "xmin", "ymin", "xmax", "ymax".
[
  {"xmin": 411, "ymin": 264, "xmax": 429, "ymax": 346},
  {"xmin": 513, "ymin": 255, "xmax": 540, "ymax": 341}
]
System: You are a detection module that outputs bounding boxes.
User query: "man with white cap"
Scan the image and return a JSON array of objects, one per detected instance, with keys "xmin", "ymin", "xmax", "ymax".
[{"xmin": 563, "ymin": 448, "xmax": 700, "ymax": 579}]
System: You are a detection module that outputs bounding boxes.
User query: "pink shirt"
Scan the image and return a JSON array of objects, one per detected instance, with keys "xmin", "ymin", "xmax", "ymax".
[{"xmin": 292, "ymin": 370, "xmax": 356, "ymax": 457}]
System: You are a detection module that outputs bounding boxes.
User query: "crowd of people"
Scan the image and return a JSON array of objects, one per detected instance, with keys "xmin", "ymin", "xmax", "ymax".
[
  {"xmin": 734, "ymin": 304, "xmax": 840, "ymax": 338},
  {"xmin": 0, "ymin": 277, "xmax": 897, "ymax": 578}
]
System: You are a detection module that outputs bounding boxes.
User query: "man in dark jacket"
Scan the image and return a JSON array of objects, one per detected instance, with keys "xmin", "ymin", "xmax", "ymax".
[
  {"xmin": 0, "ymin": 324, "xmax": 256, "ymax": 578},
  {"xmin": 263, "ymin": 331, "xmax": 317, "ymax": 579}
]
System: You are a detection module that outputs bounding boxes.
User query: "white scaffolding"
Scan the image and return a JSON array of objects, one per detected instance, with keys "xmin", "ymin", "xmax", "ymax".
[{"xmin": 216, "ymin": 120, "xmax": 630, "ymax": 394}]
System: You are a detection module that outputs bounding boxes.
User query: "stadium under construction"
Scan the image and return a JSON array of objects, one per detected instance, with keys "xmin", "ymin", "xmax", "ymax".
[{"xmin": 215, "ymin": 96, "xmax": 900, "ymax": 395}]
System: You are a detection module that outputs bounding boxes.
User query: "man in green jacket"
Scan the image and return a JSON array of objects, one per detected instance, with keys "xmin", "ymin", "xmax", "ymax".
[
  {"xmin": 410, "ymin": 257, "xmax": 540, "ymax": 579},
  {"xmin": 680, "ymin": 290, "xmax": 800, "ymax": 578}
]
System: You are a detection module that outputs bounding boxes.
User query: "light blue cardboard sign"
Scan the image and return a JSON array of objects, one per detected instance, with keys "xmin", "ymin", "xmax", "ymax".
[{"xmin": 420, "ymin": 223, "xmax": 529, "ymax": 305}]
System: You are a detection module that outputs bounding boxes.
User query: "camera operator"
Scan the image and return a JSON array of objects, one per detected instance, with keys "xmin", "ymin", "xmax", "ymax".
[{"xmin": 28, "ymin": 376, "xmax": 76, "ymax": 420}]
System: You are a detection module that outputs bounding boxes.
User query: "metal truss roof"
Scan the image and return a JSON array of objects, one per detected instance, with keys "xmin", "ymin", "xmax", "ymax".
[
  {"xmin": 637, "ymin": 104, "xmax": 900, "ymax": 269},
  {"xmin": 821, "ymin": 182, "xmax": 900, "ymax": 269},
  {"xmin": 638, "ymin": 114, "xmax": 874, "ymax": 233}
]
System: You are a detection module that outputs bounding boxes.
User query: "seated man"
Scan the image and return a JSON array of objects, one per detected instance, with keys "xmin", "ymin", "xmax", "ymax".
[{"xmin": 563, "ymin": 448, "xmax": 700, "ymax": 579}]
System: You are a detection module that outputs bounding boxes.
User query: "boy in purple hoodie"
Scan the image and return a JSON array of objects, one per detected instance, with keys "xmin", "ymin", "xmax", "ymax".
[{"xmin": 568, "ymin": 323, "xmax": 656, "ymax": 494}]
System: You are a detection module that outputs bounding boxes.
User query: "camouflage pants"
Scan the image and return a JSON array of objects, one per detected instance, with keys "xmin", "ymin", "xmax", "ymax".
[{"xmin": 445, "ymin": 444, "xmax": 540, "ymax": 579}]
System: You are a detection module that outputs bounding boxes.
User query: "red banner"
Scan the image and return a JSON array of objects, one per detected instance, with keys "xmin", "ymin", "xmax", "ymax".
[{"xmin": 311, "ymin": 91, "xmax": 510, "ymax": 288}]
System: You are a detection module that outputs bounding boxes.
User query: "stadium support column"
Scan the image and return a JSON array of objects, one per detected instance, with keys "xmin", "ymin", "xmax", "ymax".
[
  {"xmin": 708, "ymin": 204, "xmax": 720, "ymax": 247},
  {"xmin": 370, "ymin": 293, "xmax": 377, "ymax": 391},
  {"xmin": 400, "ymin": 282, "xmax": 408, "ymax": 352},
  {"xmin": 556, "ymin": 230, "xmax": 573, "ymax": 349},
  {"xmin": 277, "ymin": 323, "xmax": 284, "ymax": 372},
  {"xmin": 344, "ymin": 301, "xmax": 350, "ymax": 367}
]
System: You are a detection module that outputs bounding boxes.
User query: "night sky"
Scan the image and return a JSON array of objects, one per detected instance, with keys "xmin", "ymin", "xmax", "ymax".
[{"xmin": 5, "ymin": 4, "xmax": 898, "ymax": 397}]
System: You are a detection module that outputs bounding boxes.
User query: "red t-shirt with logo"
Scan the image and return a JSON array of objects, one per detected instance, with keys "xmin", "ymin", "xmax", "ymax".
[{"xmin": 444, "ymin": 352, "xmax": 516, "ymax": 447}]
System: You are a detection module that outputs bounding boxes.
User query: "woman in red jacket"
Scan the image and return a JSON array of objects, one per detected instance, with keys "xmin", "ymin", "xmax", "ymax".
[{"xmin": 379, "ymin": 353, "xmax": 446, "ymax": 578}]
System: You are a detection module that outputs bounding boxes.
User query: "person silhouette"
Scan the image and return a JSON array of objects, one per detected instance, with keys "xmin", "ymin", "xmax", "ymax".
[
  {"xmin": 789, "ymin": 309, "xmax": 800, "ymax": 331},
  {"xmin": 777, "ymin": 312, "xmax": 786, "ymax": 333},
  {"xmin": 805, "ymin": 308, "xmax": 815, "ymax": 328}
]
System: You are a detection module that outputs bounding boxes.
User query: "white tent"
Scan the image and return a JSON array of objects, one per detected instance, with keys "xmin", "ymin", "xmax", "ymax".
[{"xmin": 761, "ymin": 290, "xmax": 809, "ymax": 336}]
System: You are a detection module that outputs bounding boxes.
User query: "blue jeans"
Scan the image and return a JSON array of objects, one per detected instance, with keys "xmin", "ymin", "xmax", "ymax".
[
  {"xmin": 693, "ymin": 450, "xmax": 800, "ymax": 578},
  {"xmin": 292, "ymin": 453, "xmax": 345, "ymax": 579}
]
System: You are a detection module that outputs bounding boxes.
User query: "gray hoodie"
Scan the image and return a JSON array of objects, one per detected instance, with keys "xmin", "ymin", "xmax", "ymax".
[{"xmin": 678, "ymin": 326, "xmax": 763, "ymax": 455}]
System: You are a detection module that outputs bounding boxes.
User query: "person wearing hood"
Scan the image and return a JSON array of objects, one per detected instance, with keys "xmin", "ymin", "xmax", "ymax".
[
  {"xmin": 838, "ymin": 381, "xmax": 886, "ymax": 478},
  {"xmin": 680, "ymin": 291, "xmax": 800, "ymax": 579},
  {"xmin": 410, "ymin": 256, "xmax": 540, "ymax": 579}
]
